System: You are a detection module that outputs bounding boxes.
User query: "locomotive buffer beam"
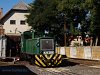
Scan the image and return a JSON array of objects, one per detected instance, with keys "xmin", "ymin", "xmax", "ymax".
[{"xmin": 35, "ymin": 54, "xmax": 62, "ymax": 67}]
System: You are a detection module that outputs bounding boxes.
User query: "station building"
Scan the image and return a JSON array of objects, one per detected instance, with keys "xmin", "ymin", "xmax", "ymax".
[{"xmin": 0, "ymin": 1, "xmax": 31, "ymax": 57}]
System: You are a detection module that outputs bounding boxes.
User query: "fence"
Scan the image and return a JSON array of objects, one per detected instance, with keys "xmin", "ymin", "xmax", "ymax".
[{"xmin": 56, "ymin": 46, "xmax": 100, "ymax": 60}]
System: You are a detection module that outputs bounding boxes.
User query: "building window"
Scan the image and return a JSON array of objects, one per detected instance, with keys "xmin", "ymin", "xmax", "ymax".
[
  {"xmin": 10, "ymin": 20, "xmax": 16, "ymax": 24},
  {"xmin": 20, "ymin": 20, "xmax": 26, "ymax": 25}
]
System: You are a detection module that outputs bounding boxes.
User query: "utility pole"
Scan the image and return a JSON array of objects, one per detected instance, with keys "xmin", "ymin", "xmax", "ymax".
[
  {"xmin": 64, "ymin": 20, "xmax": 67, "ymax": 46},
  {"xmin": 61, "ymin": 12, "xmax": 67, "ymax": 46}
]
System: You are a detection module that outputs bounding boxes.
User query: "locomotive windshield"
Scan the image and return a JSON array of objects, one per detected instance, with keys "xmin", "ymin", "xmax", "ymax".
[{"xmin": 40, "ymin": 38, "xmax": 54, "ymax": 51}]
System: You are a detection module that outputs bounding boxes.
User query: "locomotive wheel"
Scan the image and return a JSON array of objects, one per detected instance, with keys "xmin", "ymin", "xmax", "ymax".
[{"xmin": 35, "ymin": 54, "xmax": 62, "ymax": 67}]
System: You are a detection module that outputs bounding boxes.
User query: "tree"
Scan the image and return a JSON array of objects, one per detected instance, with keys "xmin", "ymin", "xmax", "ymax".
[
  {"xmin": 27, "ymin": 0, "xmax": 58, "ymax": 34},
  {"xmin": 26, "ymin": 0, "xmax": 65, "ymax": 46},
  {"xmin": 26, "ymin": 0, "xmax": 100, "ymax": 46},
  {"xmin": 83, "ymin": 0, "xmax": 100, "ymax": 45}
]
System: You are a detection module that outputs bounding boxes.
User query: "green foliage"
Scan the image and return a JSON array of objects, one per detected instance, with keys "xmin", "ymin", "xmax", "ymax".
[
  {"xmin": 27, "ymin": 0, "xmax": 59, "ymax": 35},
  {"xmin": 26, "ymin": 0, "xmax": 100, "ymax": 45}
]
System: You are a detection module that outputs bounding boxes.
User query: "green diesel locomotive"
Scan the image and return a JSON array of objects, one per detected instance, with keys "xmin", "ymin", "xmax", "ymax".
[{"xmin": 21, "ymin": 31, "xmax": 62, "ymax": 67}]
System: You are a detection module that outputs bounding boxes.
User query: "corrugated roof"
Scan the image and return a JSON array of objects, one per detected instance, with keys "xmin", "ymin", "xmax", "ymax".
[{"xmin": 12, "ymin": 1, "xmax": 30, "ymax": 10}]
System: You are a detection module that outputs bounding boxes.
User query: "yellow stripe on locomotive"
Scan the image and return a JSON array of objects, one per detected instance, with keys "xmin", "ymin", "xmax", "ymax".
[{"xmin": 35, "ymin": 54, "xmax": 62, "ymax": 67}]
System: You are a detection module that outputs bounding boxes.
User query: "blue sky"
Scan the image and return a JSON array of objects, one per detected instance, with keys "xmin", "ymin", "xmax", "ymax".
[{"xmin": 0, "ymin": 0, "xmax": 34, "ymax": 15}]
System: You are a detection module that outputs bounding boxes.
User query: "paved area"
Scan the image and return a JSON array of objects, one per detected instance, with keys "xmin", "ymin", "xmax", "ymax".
[
  {"xmin": 18, "ymin": 61, "xmax": 100, "ymax": 75},
  {"xmin": 0, "ymin": 60, "xmax": 100, "ymax": 75}
]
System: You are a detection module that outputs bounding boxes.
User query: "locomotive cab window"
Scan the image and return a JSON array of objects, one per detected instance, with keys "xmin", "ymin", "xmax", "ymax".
[{"xmin": 40, "ymin": 39, "xmax": 54, "ymax": 51}]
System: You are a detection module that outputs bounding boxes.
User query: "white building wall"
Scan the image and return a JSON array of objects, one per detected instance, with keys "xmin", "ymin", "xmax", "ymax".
[{"xmin": 3, "ymin": 12, "xmax": 31, "ymax": 35}]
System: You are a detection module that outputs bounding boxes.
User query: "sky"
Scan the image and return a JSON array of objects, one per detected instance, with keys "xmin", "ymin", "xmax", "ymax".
[{"xmin": 0, "ymin": 0, "xmax": 34, "ymax": 15}]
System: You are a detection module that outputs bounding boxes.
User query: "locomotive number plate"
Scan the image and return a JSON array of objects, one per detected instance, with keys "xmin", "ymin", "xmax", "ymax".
[{"xmin": 43, "ymin": 51, "xmax": 54, "ymax": 54}]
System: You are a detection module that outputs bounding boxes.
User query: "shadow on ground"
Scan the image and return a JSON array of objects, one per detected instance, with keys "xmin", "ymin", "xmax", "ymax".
[
  {"xmin": 58, "ymin": 59, "xmax": 80, "ymax": 67},
  {"xmin": 0, "ymin": 65, "xmax": 37, "ymax": 75}
]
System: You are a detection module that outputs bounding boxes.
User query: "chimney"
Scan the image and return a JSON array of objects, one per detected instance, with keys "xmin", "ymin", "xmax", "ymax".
[{"xmin": 0, "ymin": 8, "xmax": 3, "ymax": 19}]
